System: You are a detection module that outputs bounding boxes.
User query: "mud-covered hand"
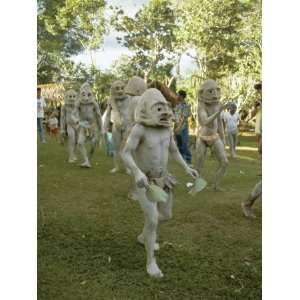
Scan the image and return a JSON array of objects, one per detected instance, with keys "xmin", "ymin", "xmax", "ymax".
[
  {"xmin": 185, "ymin": 166, "xmax": 199, "ymax": 179},
  {"xmin": 135, "ymin": 171, "xmax": 149, "ymax": 189}
]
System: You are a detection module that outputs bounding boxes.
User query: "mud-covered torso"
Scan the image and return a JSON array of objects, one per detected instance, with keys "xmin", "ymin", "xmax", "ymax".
[
  {"xmin": 78, "ymin": 101, "xmax": 97, "ymax": 125},
  {"xmin": 128, "ymin": 96, "xmax": 141, "ymax": 125},
  {"xmin": 64, "ymin": 103, "xmax": 76, "ymax": 125},
  {"xmin": 116, "ymin": 96, "xmax": 131, "ymax": 127},
  {"xmin": 198, "ymin": 102, "xmax": 221, "ymax": 136},
  {"xmin": 135, "ymin": 126, "xmax": 171, "ymax": 178}
]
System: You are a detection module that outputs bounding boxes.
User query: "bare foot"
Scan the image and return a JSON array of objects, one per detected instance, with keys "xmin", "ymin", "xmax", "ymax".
[
  {"xmin": 137, "ymin": 234, "xmax": 160, "ymax": 251},
  {"xmin": 241, "ymin": 203, "xmax": 256, "ymax": 218},
  {"xmin": 68, "ymin": 157, "xmax": 77, "ymax": 163},
  {"xmin": 147, "ymin": 260, "xmax": 164, "ymax": 278},
  {"xmin": 110, "ymin": 167, "xmax": 119, "ymax": 174},
  {"xmin": 80, "ymin": 161, "xmax": 91, "ymax": 168}
]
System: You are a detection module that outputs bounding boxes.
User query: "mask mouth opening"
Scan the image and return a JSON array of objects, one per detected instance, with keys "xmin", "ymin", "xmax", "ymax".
[
  {"xmin": 160, "ymin": 115, "xmax": 170, "ymax": 122},
  {"xmin": 204, "ymin": 98, "xmax": 219, "ymax": 103}
]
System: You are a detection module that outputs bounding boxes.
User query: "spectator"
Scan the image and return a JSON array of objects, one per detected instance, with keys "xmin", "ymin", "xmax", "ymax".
[
  {"xmin": 37, "ymin": 87, "xmax": 46, "ymax": 143},
  {"xmin": 174, "ymin": 90, "xmax": 192, "ymax": 165}
]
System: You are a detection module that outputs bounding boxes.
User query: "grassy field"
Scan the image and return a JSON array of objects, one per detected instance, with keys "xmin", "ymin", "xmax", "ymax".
[{"xmin": 38, "ymin": 133, "xmax": 261, "ymax": 300}]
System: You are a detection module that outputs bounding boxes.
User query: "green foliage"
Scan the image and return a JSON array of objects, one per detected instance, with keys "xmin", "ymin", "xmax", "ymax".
[
  {"xmin": 38, "ymin": 0, "xmax": 261, "ymax": 119},
  {"xmin": 175, "ymin": 0, "xmax": 261, "ymax": 115},
  {"xmin": 177, "ymin": 0, "xmax": 260, "ymax": 79},
  {"xmin": 38, "ymin": 0, "xmax": 106, "ymax": 83},
  {"xmin": 87, "ymin": 66, "xmax": 116, "ymax": 105},
  {"xmin": 111, "ymin": 0, "xmax": 179, "ymax": 81},
  {"xmin": 110, "ymin": 55, "xmax": 143, "ymax": 80}
]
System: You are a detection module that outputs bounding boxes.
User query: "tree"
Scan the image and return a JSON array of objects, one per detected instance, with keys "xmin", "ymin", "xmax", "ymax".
[
  {"xmin": 111, "ymin": 0, "xmax": 179, "ymax": 82},
  {"xmin": 110, "ymin": 55, "xmax": 142, "ymax": 80},
  {"xmin": 175, "ymin": 0, "xmax": 261, "ymax": 115},
  {"xmin": 37, "ymin": 0, "xmax": 106, "ymax": 83},
  {"xmin": 176, "ymin": 0, "xmax": 260, "ymax": 79}
]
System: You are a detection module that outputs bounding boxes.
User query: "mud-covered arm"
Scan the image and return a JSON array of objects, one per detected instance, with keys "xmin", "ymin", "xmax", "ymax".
[
  {"xmin": 121, "ymin": 124, "xmax": 149, "ymax": 187},
  {"xmin": 217, "ymin": 114, "xmax": 225, "ymax": 144},
  {"xmin": 71, "ymin": 102, "xmax": 80, "ymax": 125},
  {"xmin": 94, "ymin": 101, "xmax": 102, "ymax": 132},
  {"xmin": 102, "ymin": 105, "xmax": 111, "ymax": 133},
  {"xmin": 109, "ymin": 97, "xmax": 122, "ymax": 126},
  {"xmin": 198, "ymin": 104, "xmax": 223, "ymax": 126},
  {"xmin": 169, "ymin": 132, "xmax": 198, "ymax": 178},
  {"xmin": 60, "ymin": 106, "xmax": 66, "ymax": 131}
]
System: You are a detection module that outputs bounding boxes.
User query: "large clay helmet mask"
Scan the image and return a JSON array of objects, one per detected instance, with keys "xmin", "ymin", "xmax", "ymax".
[
  {"xmin": 65, "ymin": 89, "xmax": 77, "ymax": 105},
  {"xmin": 136, "ymin": 88, "xmax": 173, "ymax": 127},
  {"xmin": 124, "ymin": 76, "xmax": 147, "ymax": 96},
  {"xmin": 80, "ymin": 82, "xmax": 94, "ymax": 103},
  {"xmin": 111, "ymin": 80, "xmax": 126, "ymax": 100},
  {"xmin": 199, "ymin": 79, "xmax": 221, "ymax": 104}
]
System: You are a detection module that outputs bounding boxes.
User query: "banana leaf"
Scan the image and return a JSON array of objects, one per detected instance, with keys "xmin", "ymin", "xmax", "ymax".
[
  {"xmin": 189, "ymin": 177, "xmax": 207, "ymax": 195},
  {"xmin": 147, "ymin": 184, "xmax": 168, "ymax": 203}
]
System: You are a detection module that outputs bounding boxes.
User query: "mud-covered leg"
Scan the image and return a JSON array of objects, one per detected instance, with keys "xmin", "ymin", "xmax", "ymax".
[
  {"xmin": 158, "ymin": 191, "xmax": 173, "ymax": 222},
  {"xmin": 78, "ymin": 128, "xmax": 91, "ymax": 168},
  {"xmin": 88, "ymin": 130, "xmax": 99, "ymax": 162},
  {"xmin": 231, "ymin": 132, "xmax": 237, "ymax": 158},
  {"xmin": 242, "ymin": 181, "xmax": 262, "ymax": 218},
  {"xmin": 111, "ymin": 125, "xmax": 122, "ymax": 173},
  {"xmin": 212, "ymin": 138, "xmax": 228, "ymax": 191},
  {"xmin": 136, "ymin": 187, "xmax": 163, "ymax": 278},
  {"xmin": 67, "ymin": 125, "xmax": 77, "ymax": 163},
  {"xmin": 195, "ymin": 139, "xmax": 207, "ymax": 177},
  {"xmin": 228, "ymin": 132, "xmax": 235, "ymax": 158}
]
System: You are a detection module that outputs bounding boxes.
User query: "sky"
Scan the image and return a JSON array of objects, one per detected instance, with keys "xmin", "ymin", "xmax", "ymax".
[{"xmin": 71, "ymin": 0, "xmax": 197, "ymax": 76}]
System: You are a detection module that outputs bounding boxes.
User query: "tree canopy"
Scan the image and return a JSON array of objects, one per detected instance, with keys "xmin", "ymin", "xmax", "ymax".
[
  {"xmin": 38, "ymin": 0, "xmax": 106, "ymax": 83},
  {"xmin": 37, "ymin": 0, "xmax": 261, "ymax": 115}
]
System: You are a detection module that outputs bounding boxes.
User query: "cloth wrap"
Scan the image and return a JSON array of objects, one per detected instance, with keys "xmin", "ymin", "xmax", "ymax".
[
  {"xmin": 146, "ymin": 173, "xmax": 177, "ymax": 193},
  {"xmin": 199, "ymin": 133, "xmax": 219, "ymax": 146},
  {"xmin": 79, "ymin": 121, "xmax": 98, "ymax": 139}
]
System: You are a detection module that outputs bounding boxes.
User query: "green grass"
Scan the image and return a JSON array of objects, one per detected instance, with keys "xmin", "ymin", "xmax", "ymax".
[{"xmin": 38, "ymin": 133, "xmax": 261, "ymax": 300}]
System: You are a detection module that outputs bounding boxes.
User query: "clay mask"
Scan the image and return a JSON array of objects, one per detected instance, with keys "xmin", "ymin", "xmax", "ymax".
[
  {"xmin": 136, "ymin": 88, "xmax": 173, "ymax": 127},
  {"xmin": 65, "ymin": 89, "xmax": 77, "ymax": 105},
  {"xmin": 124, "ymin": 76, "xmax": 147, "ymax": 96},
  {"xmin": 80, "ymin": 83, "xmax": 94, "ymax": 103},
  {"xmin": 199, "ymin": 79, "xmax": 220, "ymax": 104},
  {"xmin": 111, "ymin": 80, "xmax": 126, "ymax": 100}
]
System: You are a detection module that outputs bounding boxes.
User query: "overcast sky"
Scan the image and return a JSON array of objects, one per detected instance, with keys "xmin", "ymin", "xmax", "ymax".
[{"xmin": 71, "ymin": 0, "xmax": 197, "ymax": 76}]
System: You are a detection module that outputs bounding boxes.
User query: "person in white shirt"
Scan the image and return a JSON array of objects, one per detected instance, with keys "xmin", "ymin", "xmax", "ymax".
[
  {"xmin": 37, "ymin": 87, "xmax": 47, "ymax": 143},
  {"xmin": 222, "ymin": 103, "xmax": 240, "ymax": 158}
]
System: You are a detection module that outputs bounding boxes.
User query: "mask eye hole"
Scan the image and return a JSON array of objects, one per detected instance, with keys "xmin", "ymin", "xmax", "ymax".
[
  {"xmin": 158, "ymin": 107, "xmax": 161, "ymax": 112},
  {"xmin": 87, "ymin": 93, "xmax": 91, "ymax": 97}
]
